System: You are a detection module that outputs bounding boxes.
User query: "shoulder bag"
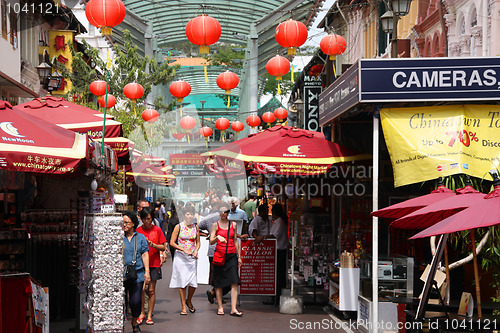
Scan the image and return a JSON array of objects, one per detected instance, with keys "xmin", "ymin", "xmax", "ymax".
[
  {"xmin": 212, "ymin": 222, "xmax": 230, "ymax": 266},
  {"xmin": 124, "ymin": 235, "xmax": 138, "ymax": 282}
]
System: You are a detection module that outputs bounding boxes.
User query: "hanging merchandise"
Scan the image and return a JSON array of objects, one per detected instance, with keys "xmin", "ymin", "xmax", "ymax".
[
  {"xmin": 319, "ymin": 34, "xmax": 347, "ymax": 78},
  {"xmin": 85, "ymin": 0, "xmax": 126, "ymax": 36},
  {"xmin": 266, "ymin": 55, "xmax": 290, "ymax": 95},
  {"xmin": 123, "ymin": 82, "xmax": 144, "ymax": 117},
  {"xmin": 274, "ymin": 19, "xmax": 308, "ymax": 55},
  {"xmin": 89, "ymin": 80, "xmax": 107, "ymax": 96},
  {"xmin": 216, "ymin": 71, "xmax": 239, "ymax": 108},
  {"xmin": 169, "ymin": 80, "xmax": 191, "ymax": 116},
  {"xmin": 98, "ymin": 94, "xmax": 116, "ymax": 109},
  {"xmin": 215, "ymin": 117, "xmax": 230, "ymax": 142},
  {"xmin": 180, "ymin": 115, "xmax": 196, "ymax": 143},
  {"xmin": 231, "ymin": 121, "xmax": 244, "ymax": 138},
  {"xmin": 246, "ymin": 115, "xmax": 261, "ymax": 129},
  {"xmin": 262, "ymin": 111, "xmax": 276, "ymax": 128},
  {"xmin": 142, "ymin": 109, "xmax": 159, "ymax": 123},
  {"xmin": 273, "ymin": 107, "xmax": 288, "ymax": 123},
  {"xmin": 185, "ymin": 14, "xmax": 221, "ymax": 54},
  {"xmin": 200, "ymin": 126, "xmax": 213, "ymax": 147}
]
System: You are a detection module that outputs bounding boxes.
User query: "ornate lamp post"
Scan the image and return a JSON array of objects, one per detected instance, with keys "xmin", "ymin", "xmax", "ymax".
[{"xmin": 380, "ymin": 0, "xmax": 412, "ymax": 58}]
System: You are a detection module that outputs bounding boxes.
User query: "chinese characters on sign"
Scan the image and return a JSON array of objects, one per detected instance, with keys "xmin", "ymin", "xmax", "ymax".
[
  {"xmin": 240, "ymin": 239, "xmax": 276, "ymax": 295},
  {"xmin": 169, "ymin": 153, "xmax": 203, "ymax": 165}
]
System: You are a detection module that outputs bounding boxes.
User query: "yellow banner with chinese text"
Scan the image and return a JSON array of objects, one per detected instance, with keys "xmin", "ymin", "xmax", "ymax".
[{"xmin": 381, "ymin": 105, "xmax": 500, "ymax": 187}]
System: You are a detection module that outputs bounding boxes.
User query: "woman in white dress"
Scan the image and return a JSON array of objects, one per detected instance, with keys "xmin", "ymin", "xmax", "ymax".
[{"xmin": 169, "ymin": 205, "xmax": 200, "ymax": 315}]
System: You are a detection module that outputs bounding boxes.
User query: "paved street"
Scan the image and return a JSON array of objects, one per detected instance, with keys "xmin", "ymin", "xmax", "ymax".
[{"xmin": 125, "ymin": 260, "xmax": 351, "ymax": 333}]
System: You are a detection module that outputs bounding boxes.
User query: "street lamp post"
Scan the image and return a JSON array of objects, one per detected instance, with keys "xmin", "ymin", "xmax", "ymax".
[
  {"xmin": 294, "ymin": 97, "xmax": 304, "ymax": 128},
  {"xmin": 380, "ymin": 0, "xmax": 412, "ymax": 58}
]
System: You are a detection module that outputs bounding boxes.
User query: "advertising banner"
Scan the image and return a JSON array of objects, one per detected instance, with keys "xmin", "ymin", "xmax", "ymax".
[
  {"xmin": 381, "ymin": 105, "xmax": 500, "ymax": 187},
  {"xmin": 303, "ymin": 75, "xmax": 322, "ymax": 131},
  {"xmin": 169, "ymin": 153, "xmax": 203, "ymax": 165},
  {"xmin": 240, "ymin": 239, "xmax": 276, "ymax": 295}
]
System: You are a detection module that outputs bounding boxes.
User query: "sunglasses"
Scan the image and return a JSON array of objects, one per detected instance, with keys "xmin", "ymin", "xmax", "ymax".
[{"xmin": 219, "ymin": 210, "xmax": 230, "ymax": 214}]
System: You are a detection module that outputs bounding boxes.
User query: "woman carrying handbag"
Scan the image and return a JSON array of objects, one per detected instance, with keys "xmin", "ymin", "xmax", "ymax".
[{"xmin": 209, "ymin": 204, "xmax": 243, "ymax": 317}]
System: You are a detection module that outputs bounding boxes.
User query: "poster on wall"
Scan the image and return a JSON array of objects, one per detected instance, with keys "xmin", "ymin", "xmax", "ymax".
[
  {"xmin": 381, "ymin": 104, "xmax": 500, "ymax": 187},
  {"xmin": 30, "ymin": 280, "xmax": 49, "ymax": 330},
  {"xmin": 240, "ymin": 239, "xmax": 276, "ymax": 295}
]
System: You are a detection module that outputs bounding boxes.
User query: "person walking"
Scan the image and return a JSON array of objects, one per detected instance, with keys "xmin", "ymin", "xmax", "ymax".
[
  {"xmin": 136, "ymin": 207, "xmax": 167, "ymax": 326},
  {"xmin": 166, "ymin": 201, "xmax": 180, "ymax": 260},
  {"xmin": 243, "ymin": 194, "xmax": 257, "ymax": 222},
  {"xmin": 209, "ymin": 204, "xmax": 243, "ymax": 317},
  {"xmin": 248, "ymin": 204, "xmax": 270, "ymax": 238},
  {"xmin": 169, "ymin": 205, "xmax": 200, "ymax": 315},
  {"xmin": 122, "ymin": 212, "xmax": 150, "ymax": 333}
]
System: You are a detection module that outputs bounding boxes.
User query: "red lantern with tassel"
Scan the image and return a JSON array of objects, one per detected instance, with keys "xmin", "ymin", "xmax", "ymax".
[
  {"xmin": 246, "ymin": 115, "xmax": 261, "ymax": 128},
  {"xmin": 169, "ymin": 80, "xmax": 191, "ymax": 103},
  {"xmin": 216, "ymin": 71, "xmax": 239, "ymax": 94},
  {"xmin": 262, "ymin": 112, "xmax": 276, "ymax": 127},
  {"xmin": 123, "ymin": 82, "xmax": 144, "ymax": 117},
  {"xmin": 274, "ymin": 19, "xmax": 308, "ymax": 55},
  {"xmin": 142, "ymin": 109, "xmax": 159, "ymax": 123},
  {"xmin": 320, "ymin": 34, "xmax": 347, "ymax": 78},
  {"xmin": 172, "ymin": 132, "xmax": 185, "ymax": 141},
  {"xmin": 309, "ymin": 64, "xmax": 324, "ymax": 77},
  {"xmin": 180, "ymin": 115, "xmax": 196, "ymax": 143},
  {"xmin": 231, "ymin": 121, "xmax": 244, "ymax": 138},
  {"xmin": 98, "ymin": 94, "xmax": 116, "ymax": 108},
  {"xmin": 85, "ymin": 0, "xmax": 126, "ymax": 36},
  {"xmin": 273, "ymin": 107, "xmax": 288, "ymax": 123},
  {"xmin": 200, "ymin": 126, "xmax": 213, "ymax": 147},
  {"xmin": 90, "ymin": 80, "xmax": 107, "ymax": 96},
  {"xmin": 266, "ymin": 55, "xmax": 290, "ymax": 80},
  {"xmin": 215, "ymin": 117, "xmax": 230, "ymax": 142},
  {"xmin": 185, "ymin": 14, "xmax": 221, "ymax": 54}
]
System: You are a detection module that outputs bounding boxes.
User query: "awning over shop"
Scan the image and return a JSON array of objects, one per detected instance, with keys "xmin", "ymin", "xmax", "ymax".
[
  {"xmin": 0, "ymin": 70, "xmax": 39, "ymax": 98},
  {"xmin": 125, "ymin": 150, "xmax": 174, "ymax": 187},
  {"xmin": 104, "ymin": 137, "xmax": 134, "ymax": 165}
]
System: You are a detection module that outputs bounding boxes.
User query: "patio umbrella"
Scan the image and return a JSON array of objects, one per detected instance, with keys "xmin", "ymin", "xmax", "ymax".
[
  {"xmin": 125, "ymin": 150, "xmax": 174, "ymax": 187},
  {"xmin": 0, "ymin": 100, "xmax": 88, "ymax": 175},
  {"xmin": 201, "ymin": 125, "xmax": 371, "ymax": 176},
  {"xmin": 103, "ymin": 137, "xmax": 134, "ymax": 165},
  {"xmin": 371, "ymin": 179, "xmax": 455, "ymax": 220},
  {"xmin": 15, "ymin": 96, "xmax": 122, "ymax": 139},
  {"xmin": 410, "ymin": 186, "xmax": 500, "ymax": 318}
]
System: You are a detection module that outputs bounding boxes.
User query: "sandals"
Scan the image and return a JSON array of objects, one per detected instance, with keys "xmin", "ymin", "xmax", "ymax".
[
  {"xmin": 180, "ymin": 311, "xmax": 188, "ymax": 315},
  {"xmin": 230, "ymin": 311, "xmax": 243, "ymax": 317},
  {"xmin": 132, "ymin": 325, "xmax": 142, "ymax": 333},
  {"xmin": 145, "ymin": 319, "xmax": 154, "ymax": 325},
  {"xmin": 187, "ymin": 303, "xmax": 196, "ymax": 313},
  {"xmin": 217, "ymin": 309, "xmax": 225, "ymax": 315},
  {"xmin": 136, "ymin": 315, "xmax": 146, "ymax": 325}
]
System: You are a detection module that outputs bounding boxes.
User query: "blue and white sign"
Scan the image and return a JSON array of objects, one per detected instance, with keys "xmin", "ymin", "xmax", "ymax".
[{"xmin": 360, "ymin": 57, "xmax": 500, "ymax": 102}]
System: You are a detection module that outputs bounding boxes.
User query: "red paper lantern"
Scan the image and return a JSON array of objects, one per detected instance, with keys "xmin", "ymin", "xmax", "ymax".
[
  {"xmin": 185, "ymin": 14, "xmax": 221, "ymax": 54},
  {"xmin": 142, "ymin": 109, "xmax": 159, "ymax": 123},
  {"xmin": 320, "ymin": 34, "xmax": 347, "ymax": 60},
  {"xmin": 273, "ymin": 107, "xmax": 288, "ymax": 122},
  {"xmin": 274, "ymin": 19, "xmax": 308, "ymax": 55},
  {"xmin": 169, "ymin": 80, "xmax": 191, "ymax": 103},
  {"xmin": 246, "ymin": 115, "xmax": 261, "ymax": 128},
  {"xmin": 172, "ymin": 132, "xmax": 185, "ymax": 140},
  {"xmin": 216, "ymin": 71, "xmax": 239, "ymax": 94},
  {"xmin": 85, "ymin": 0, "xmax": 126, "ymax": 36},
  {"xmin": 262, "ymin": 111, "xmax": 276, "ymax": 125},
  {"xmin": 123, "ymin": 83, "xmax": 145, "ymax": 101},
  {"xmin": 266, "ymin": 55, "xmax": 290, "ymax": 80},
  {"xmin": 309, "ymin": 64, "xmax": 324, "ymax": 76},
  {"xmin": 89, "ymin": 80, "xmax": 107, "ymax": 96},
  {"xmin": 231, "ymin": 121, "xmax": 244, "ymax": 133},
  {"xmin": 200, "ymin": 126, "xmax": 213, "ymax": 138},
  {"xmin": 215, "ymin": 117, "xmax": 230, "ymax": 131},
  {"xmin": 98, "ymin": 94, "xmax": 116, "ymax": 108},
  {"xmin": 180, "ymin": 115, "xmax": 196, "ymax": 131}
]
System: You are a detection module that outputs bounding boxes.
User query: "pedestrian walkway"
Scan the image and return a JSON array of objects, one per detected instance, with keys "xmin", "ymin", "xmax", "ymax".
[{"xmin": 128, "ymin": 259, "xmax": 352, "ymax": 333}]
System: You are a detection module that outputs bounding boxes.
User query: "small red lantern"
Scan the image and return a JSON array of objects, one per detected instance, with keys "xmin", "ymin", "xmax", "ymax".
[
  {"xmin": 98, "ymin": 94, "xmax": 116, "ymax": 109},
  {"xmin": 185, "ymin": 14, "xmax": 221, "ymax": 54},
  {"xmin": 246, "ymin": 115, "xmax": 261, "ymax": 128},
  {"xmin": 169, "ymin": 80, "xmax": 191, "ymax": 103},
  {"xmin": 262, "ymin": 112, "xmax": 276, "ymax": 127},
  {"xmin": 215, "ymin": 117, "xmax": 230, "ymax": 142},
  {"xmin": 231, "ymin": 121, "xmax": 244, "ymax": 138},
  {"xmin": 266, "ymin": 55, "xmax": 290, "ymax": 81},
  {"xmin": 274, "ymin": 19, "xmax": 308, "ymax": 55},
  {"xmin": 216, "ymin": 71, "xmax": 239, "ymax": 94},
  {"xmin": 309, "ymin": 64, "xmax": 324, "ymax": 77},
  {"xmin": 320, "ymin": 34, "xmax": 347, "ymax": 60},
  {"xmin": 123, "ymin": 82, "xmax": 145, "ymax": 101},
  {"xmin": 200, "ymin": 126, "xmax": 213, "ymax": 147},
  {"xmin": 90, "ymin": 80, "xmax": 107, "ymax": 96},
  {"xmin": 180, "ymin": 115, "xmax": 196, "ymax": 143},
  {"xmin": 273, "ymin": 107, "xmax": 288, "ymax": 123},
  {"xmin": 85, "ymin": 0, "xmax": 126, "ymax": 36},
  {"xmin": 172, "ymin": 132, "xmax": 185, "ymax": 141},
  {"xmin": 142, "ymin": 109, "xmax": 159, "ymax": 123}
]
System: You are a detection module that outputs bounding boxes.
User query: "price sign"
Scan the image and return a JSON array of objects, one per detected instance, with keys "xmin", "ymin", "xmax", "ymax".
[{"xmin": 239, "ymin": 239, "xmax": 276, "ymax": 295}]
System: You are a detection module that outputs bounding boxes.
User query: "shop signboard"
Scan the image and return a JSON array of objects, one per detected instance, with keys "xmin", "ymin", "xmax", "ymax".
[
  {"xmin": 240, "ymin": 239, "xmax": 276, "ymax": 295},
  {"xmin": 360, "ymin": 57, "xmax": 500, "ymax": 102},
  {"xmin": 381, "ymin": 104, "xmax": 500, "ymax": 187},
  {"xmin": 319, "ymin": 62, "xmax": 359, "ymax": 126},
  {"xmin": 303, "ymin": 75, "xmax": 322, "ymax": 131},
  {"xmin": 169, "ymin": 153, "xmax": 203, "ymax": 165},
  {"xmin": 172, "ymin": 169, "xmax": 204, "ymax": 177}
]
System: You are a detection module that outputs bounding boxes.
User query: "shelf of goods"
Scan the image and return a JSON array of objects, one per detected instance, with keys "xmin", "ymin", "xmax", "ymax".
[{"xmin": 328, "ymin": 266, "xmax": 360, "ymax": 312}]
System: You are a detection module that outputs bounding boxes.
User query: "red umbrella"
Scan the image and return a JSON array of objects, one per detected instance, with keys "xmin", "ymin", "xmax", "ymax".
[
  {"xmin": 0, "ymin": 100, "xmax": 88, "ymax": 175},
  {"xmin": 15, "ymin": 96, "xmax": 122, "ymax": 139},
  {"xmin": 371, "ymin": 182, "xmax": 455, "ymax": 220},
  {"xmin": 201, "ymin": 125, "xmax": 370, "ymax": 176},
  {"xmin": 390, "ymin": 186, "xmax": 484, "ymax": 229},
  {"xmin": 125, "ymin": 149, "xmax": 174, "ymax": 186}
]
